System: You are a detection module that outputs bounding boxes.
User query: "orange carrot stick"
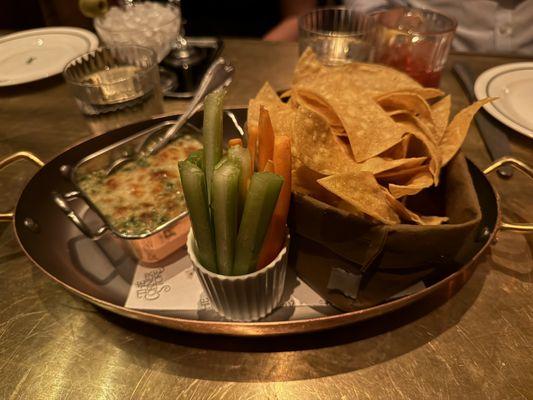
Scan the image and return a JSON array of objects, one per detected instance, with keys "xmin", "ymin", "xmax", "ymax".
[
  {"xmin": 247, "ymin": 124, "xmax": 258, "ymax": 174},
  {"xmin": 257, "ymin": 135, "xmax": 292, "ymax": 269},
  {"xmin": 263, "ymin": 160, "xmax": 275, "ymax": 172},
  {"xmin": 258, "ymin": 106, "xmax": 274, "ymax": 172},
  {"xmin": 228, "ymin": 138, "xmax": 243, "ymax": 148}
]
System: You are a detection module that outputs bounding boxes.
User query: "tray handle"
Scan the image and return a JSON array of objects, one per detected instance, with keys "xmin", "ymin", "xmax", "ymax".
[
  {"xmin": 484, "ymin": 157, "xmax": 533, "ymax": 233},
  {"xmin": 52, "ymin": 191, "xmax": 108, "ymax": 239},
  {"xmin": 0, "ymin": 151, "xmax": 45, "ymax": 221}
]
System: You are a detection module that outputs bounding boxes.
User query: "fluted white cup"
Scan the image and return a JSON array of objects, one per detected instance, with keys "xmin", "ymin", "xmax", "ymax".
[{"xmin": 187, "ymin": 230, "xmax": 289, "ymax": 322}]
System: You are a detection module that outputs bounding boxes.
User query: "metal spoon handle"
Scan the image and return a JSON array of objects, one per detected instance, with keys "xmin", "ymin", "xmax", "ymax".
[{"xmin": 146, "ymin": 57, "xmax": 234, "ymax": 155}]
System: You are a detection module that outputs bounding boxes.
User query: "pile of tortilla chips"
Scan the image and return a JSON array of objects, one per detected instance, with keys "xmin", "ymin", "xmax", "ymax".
[{"xmin": 247, "ymin": 49, "xmax": 491, "ymax": 226}]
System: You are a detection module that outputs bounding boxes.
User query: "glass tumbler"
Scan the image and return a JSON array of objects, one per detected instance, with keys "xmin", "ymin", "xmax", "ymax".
[
  {"xmin": 63, "ymin": 46, "xmax": 164, "ymax": 134},
  {"xmin": 298, "ymin": 7, "xmax": 372, "ymax": 65},
  {"xmin": 370, "ymin": 7, "xmax": 457, "ymax": 87}
]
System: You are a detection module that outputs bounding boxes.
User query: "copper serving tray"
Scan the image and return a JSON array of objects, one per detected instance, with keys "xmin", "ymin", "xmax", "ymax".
[{"xmin": 1, "ymin": 109, "xmax": 532, "ymax": 336}]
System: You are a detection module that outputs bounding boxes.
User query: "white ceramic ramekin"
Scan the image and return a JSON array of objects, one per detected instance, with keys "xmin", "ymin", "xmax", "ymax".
[{"xmin": 187, "ymin": 230, "xmax": 289, "ymax": 322}]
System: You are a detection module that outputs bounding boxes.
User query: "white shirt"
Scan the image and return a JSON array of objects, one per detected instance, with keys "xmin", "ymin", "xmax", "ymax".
[{"xmin": 346, "ymin": 0, "xmax": 533, "ymax": 55}]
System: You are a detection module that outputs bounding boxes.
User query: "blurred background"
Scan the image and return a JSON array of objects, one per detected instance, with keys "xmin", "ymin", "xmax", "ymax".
[{"xmin": 0, "ymin": 0, "xmax": 339, "ymax": 37}]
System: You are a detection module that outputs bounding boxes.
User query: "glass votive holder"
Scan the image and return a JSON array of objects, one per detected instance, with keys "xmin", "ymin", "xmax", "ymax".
[
  {"xmin": 369, "ymin": 7, "xmax": 457, "ymax": 87},
  {"xmin": 63, "ymin": 45, "xmax": 163, "ymax": 117},
  {"xmin": 298, "ymin": 7, "xmax": 373, "ymax": 65}
]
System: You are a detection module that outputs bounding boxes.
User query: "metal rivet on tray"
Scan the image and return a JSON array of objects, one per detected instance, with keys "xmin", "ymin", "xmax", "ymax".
[
  {"xmin": 23, "ymin": 217, "xmax": 39, "ymax": 233},
  {"xmin": 59, "ymin": 165, "xmax": 71, "ymax": 179},
  {"xmin": 477, "ymin": 226, "xmax": 491, "ymax": 242}
]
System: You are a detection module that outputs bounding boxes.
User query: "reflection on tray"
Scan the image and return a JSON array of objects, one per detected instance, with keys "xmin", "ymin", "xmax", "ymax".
[
  {"xmin": 64, "ymin": 190, "xmax": 439, "ymax": 322},
  {"xmin": 67, "ymin": 204, "xmax": 137, "ymax": 302}
]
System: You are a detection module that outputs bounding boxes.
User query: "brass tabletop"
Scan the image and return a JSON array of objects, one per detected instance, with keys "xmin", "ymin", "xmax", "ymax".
[{"xmin": 0, "ymin": 39, "xmax": 532, "ymax": 399}]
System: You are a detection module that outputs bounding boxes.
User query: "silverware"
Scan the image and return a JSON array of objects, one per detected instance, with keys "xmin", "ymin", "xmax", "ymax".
[
  {"xmin": 105, "ymin": 57, "xmax": 234, "ymax": 176},
  {"xmin": 452, "ymin": 63, "xmax": 513, "ymax": 178}
]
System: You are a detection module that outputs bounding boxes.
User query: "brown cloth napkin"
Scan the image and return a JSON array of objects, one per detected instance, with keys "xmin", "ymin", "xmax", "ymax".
[{"xmin": 288, "ymin": 153, "xmax": 482, "ymax": 311}]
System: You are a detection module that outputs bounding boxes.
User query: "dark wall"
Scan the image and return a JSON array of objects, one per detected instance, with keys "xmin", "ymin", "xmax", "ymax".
[
  {"xmin": 1, "ymin": 0, "xmax": 279, "ymax": 35},
  {"xmin": 0, "ymin": 0, "xmax": 99, "ymax": 31},
  {"xmin": 1, "ymin": 0, "xmax": 340, "ymax": 36},
  {"xmin": 180, "ymin": 1, "xmax": 281, "ymax": 37},
  {"xmin": 0, "ymin": 0, "xmax": 45, "ymax": 29}
]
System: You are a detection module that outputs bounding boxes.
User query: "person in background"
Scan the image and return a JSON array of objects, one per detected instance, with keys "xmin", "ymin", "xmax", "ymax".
[
  {"xmin": 346, "ymin": 0, "xmax": 533, "ymax": 56},
  {"xmin": 266, "ymin": 0, "xmax": 533, "ymax": 56},
  {"xmin": 263, "ymin": 0, "xmax": 317, "ymax": 41},
  {"xmin": 4, "ymin": 0, "xmax": 317, "ymax": 40},
  {"xmin": 179, "ymin": 0, "xmax": 317, "ymax": 38}
]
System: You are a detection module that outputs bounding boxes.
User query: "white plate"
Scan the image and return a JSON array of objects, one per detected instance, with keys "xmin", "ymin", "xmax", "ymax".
[
  {"xmin": 0, "ymin": 27, "xmax": 98, "ymax": 87},
  {"xmin": 474, "ymin": 62, "xmax": 533, "ymax": 139}
]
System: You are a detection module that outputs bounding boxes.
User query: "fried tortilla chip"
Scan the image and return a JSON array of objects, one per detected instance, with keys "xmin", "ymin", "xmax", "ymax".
[
  {"xmin": 294, "ymin": 72, "xmax": 405, "ymax": 161},
  {"xmin": 249, "ymin": 49, "xmax": 488, "ymax": 227},
  {"xmin": 389, "ymin": 109, "xmax": 439, "ymax": 147},
  {"xmin": 270, "ymin": 106, "xmax": 296, "ymax": 137},
  {"xmin": 412, "ymin": 87, "xmax": 445, "ymax": 100},
  {"xmin": 256, "ymin": 81, "xmax": 282, "ymax": 103},
  {"xmin": 280, "ymin": 89, "xmax": 292, "ymax": 100},
  {"xmin": 247, "ymin": 83, "xmax": 285, "ymax": 128},
  {"xmin": 291, "ymin": 90, "xmax": 343, "ymax": 131},
  {"xmin": 248, "ymin": 99, "xmax": 293, "ymax": 135},
  {"xmin": 431, "ymin": 95, "xmax": 451, "ymax": 144},
  {"xmin": 353, "ymin": 156, "xmax": 427, "ymax": 175},
  {"xmin": 392, "ymin": 114, "xmax": 442, "ymax": 185},
  {"xmin": 383, "ymin": 190, "xmax": 448, "ymax": 225},
  {"xmin": 377, "ymin": 91, "xmax": 435, "ymax": 139},
  {"xmin": 293, "ymin": 47, "xmax": 327, "ymax": 84},
  {"xmin": 292, "ymin": 107, "xmax": 358, "ymax": 175},
  {"xmin": 248, "ymin": 83, "xmax": 296, "ymax": 137},
  {"xmin": 338, "ymin": 62, "xmax": 423, "ymax": 96},
  {"xmin": 388, "ymin": 170, "xmax": 434, "ymax": 198},
  {"xmin": 291, "ymin": 161, "xmax": 341, "ymax": 204},
  {"xmin": 295, "ymin": 49, "xmax": 426, "ymax": 96},
  {"xmin": 376, "ymin": 165, "xmax": 429, "ymax": 184},
  {"xmin": 318, "ymin": 171, "xmax": 401, "ymax": 224},
  {"xmin": 331, "ymin": 125, "xmax": 348, "ymax": 136},
  {"xmin": 439, "ymin": 98, "xmax": 493, "ymax": 166},
  {"xmin": 378, "ymin": 134, "xmax": 410, "ymax": 159},
  {"xmin": 336, "ymin": 200, "xmax": 369, "ymax": 220}
]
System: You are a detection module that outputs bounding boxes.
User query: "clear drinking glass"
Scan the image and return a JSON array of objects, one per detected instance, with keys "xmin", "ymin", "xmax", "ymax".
[
  {"xmin": 370, "ymin": 7, "xmax": 457, "ymax": 87},
  {"xmin": 63, "ymin": 46, "xmax": 164, "ymax": 133},
  {"xmin": 298, "ymin": 7, "xmax": 372, "ymax": 65},
  {"xmin": 94, "ymin": 1, "xmax": 180, "ymax": 62}
]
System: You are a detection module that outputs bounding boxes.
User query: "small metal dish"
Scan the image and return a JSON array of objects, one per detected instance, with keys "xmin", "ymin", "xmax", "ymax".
[{"xmin": 52, "ymin": 120, "xmax": 200, "ymax": 265}]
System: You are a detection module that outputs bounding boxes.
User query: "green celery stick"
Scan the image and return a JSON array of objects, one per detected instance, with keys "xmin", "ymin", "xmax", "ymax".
[
  {"xmin": 178, "ymin": 160, "xmax": 217, "ymax": 272},
  {"xmin": 202, "ymin": 89, "xmax": 225, "ymax": 203},
  {"xmin": 187, "ymin": 149, "xmax": 204, "ymax": 170},
  {"xmin": 212, "ymin": 160, "xmax": 241, "ymax": 275},
  {"xmin": 215, "ymin": 155, "xmax": 228, "ymax": 169},
  {"xmin": 233, "ymin": 172, "xmax": 284, "ymax": 275},
  {"xmin": 227, "ymin": 145, "xmax": 252, "ymax": 218}
]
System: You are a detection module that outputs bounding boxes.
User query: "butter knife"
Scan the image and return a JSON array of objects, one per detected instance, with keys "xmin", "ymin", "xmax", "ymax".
[{"xmin": 452, "ymin": 63, "xmax": 513, "ymax": 178}]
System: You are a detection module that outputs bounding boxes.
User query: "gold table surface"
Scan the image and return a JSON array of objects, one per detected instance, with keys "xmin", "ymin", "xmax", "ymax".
[{"xmin": 0, "ymin": 39, "xmax": 532, "ymax": 399}]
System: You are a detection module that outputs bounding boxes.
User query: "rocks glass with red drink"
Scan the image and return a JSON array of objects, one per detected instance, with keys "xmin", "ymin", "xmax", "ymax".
[{"xmin": 370, "ymin": 8, "xmax": 457, "ymax": 87}]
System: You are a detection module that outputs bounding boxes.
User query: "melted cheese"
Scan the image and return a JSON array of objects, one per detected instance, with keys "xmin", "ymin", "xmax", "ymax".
[{"xmin": 78, "ymin": 135, "xmax": 202, "ymax": 236}]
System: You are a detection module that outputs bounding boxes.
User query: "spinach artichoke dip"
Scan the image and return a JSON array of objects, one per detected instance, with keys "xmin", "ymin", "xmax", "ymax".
[{"xmin": 77, "ymin": 135, "xmax": 202, "ymax": 236}]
